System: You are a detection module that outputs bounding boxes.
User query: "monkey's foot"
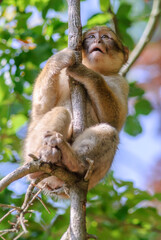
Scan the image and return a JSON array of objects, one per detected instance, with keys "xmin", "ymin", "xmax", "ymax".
[
  {"xmin": 33, "ymin": 131, "xmax": 63, "ymax": 165},
  {"xmin": 43, "ymin": 131, "xmax": 87, "ymax": 174},
  {"xmin": 39, "ymin": 145, "xmax": 61, "ymax": 165},
  {"xmin": 43, "ymin": 131, "xmax": 63, "ymax": 148}
]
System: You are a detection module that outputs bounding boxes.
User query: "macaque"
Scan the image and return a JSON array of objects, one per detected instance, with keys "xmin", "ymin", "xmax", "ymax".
[{"xmin": 24, "ymin": 26, "xmax": 129, "ymax": 197}]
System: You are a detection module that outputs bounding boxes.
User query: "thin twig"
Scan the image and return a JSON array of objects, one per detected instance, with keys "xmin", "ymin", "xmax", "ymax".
[
  {"xmin": 36, "ymin": 196, "xmax": 51, "ymax": 214},
  {"xmin": 87, "ymin": 233, "xmax": 98, "ymax": 239},
  {"xmin": 0, "ymin": 229, "xmax": 17, "ymax": 234},
  {"xmin": 0, "ymin": 235, "xmax": 6, "ymax": 240},
  {"xmin": 0, "ymin": 209, "xmax": 15, "ymax": 223},
  {"xmin": 13, "ymin": 231, "xmax": 25, "ymax": 240},
  {"xmin": 19, "ymin": 213, "xmax": 27, "ymax": 233},
  {"xmin": 120, "ymin": 0, "xmax": 161, "ymax": 76},
  {"xmin": 0, "ymin": 232, "xmax": 6, "ymax": 240},
  {"xmin": 0, "ymin": 179, "xmax": 48, "ymax": 237},
  {"xmin": 108, "ymin": 4, "xmax": 118, "ymax": 33},
  {"xmin": 0, "ymin": 204, "xmax": 20, "ymax": 210}
]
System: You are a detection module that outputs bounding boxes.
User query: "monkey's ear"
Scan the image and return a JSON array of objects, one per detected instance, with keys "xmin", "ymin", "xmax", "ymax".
[{"xmin": 123, "ymin": 46, "xmax": 129, "ymax": 63}]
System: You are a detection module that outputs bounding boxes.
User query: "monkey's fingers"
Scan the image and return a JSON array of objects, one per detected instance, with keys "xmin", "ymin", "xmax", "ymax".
[{"xmin": 43, "ymin": 131, "xmax": 63, "ymax": 147}]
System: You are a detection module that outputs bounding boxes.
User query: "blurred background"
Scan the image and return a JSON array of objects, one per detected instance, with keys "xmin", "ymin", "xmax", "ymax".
[{"xmin": 0, "ymin": 0, "xmax": 161, "ymax": 239}]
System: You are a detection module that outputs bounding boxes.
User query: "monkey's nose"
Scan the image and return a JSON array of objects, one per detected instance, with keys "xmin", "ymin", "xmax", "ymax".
[{"xmin": 95, "ymin": 38, "xmax": 101, "ymax": 43}]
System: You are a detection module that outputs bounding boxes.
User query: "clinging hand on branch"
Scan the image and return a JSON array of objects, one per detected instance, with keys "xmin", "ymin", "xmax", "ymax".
[{"xmin": 23, "ymin": 26, "xmax": 129, "ymax": 197}]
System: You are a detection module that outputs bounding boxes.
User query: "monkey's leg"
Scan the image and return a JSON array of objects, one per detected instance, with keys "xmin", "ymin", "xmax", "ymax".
[
  {"xmin": 24, "ymin": 106, "xmax": 71, "ymax": 167},
  {"xmin": 45, "ymin": 123, "xmax": 119, "ymax": 188},
  {"xmin": 72, "ymin": 123, "xmax": 119, "ymax": 189},
  {"xmin": 44, "ymin": 123, "xmax": 119, "ymax": 185}
]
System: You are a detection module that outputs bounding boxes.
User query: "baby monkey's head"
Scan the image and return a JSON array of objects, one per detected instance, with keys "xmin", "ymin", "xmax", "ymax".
[{"xmin": 82, "ymin": 26, "xmax": 129, "ymax": 75}]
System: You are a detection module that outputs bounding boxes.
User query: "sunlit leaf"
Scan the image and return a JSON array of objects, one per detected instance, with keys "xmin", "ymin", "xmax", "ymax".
[
  {"xmin": 9, "ymin": 114, "xmax": 27, "ymax": 134},
  {"xmin": 99, "ymin": 0, "xmax": 110, "ymax": 12},
  {"xmin": 87, "ymin": 13, "xmax": 112, "ymax": 27}
]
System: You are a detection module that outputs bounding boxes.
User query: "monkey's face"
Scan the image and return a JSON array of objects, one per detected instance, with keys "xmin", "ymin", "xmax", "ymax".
[{"xmin": 82, "ymin": 26, "xmax": 128, "ymax": 75}]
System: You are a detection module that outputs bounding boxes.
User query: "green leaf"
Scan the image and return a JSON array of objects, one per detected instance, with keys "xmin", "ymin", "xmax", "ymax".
[
  {"xmin": 42, "ymin": 0, "xmax": 67, "ymax": 18},
  {"xmin": 16, "ymin": 12, "xmax": 32, "ymax": 29},
  {"xmin": 99, "ymin": 0, "xmax": 110, "ymax": 12},
  {"xmin": 135, "ymin": 99, "xmax": 153, "ymax": 116},
  {"xmin": 13, "ymin": 79, "xmax": 24, "ymax": 94},
  {"xmin": 0, "ymin": 42, "xmax": 8, "ymax": 51},
  {"xmin": 9, "ymin": 114, "xmax": 27, "ymax": 134},
  {"xmin": 129, "ymin": 82, "xmax": 144, "ymax": 97},
  {"xmin": 154, "ymin": 193, "xmax": 161, "ymax": 201},
  {"xmin": 47, "ymin": 0, "xmax": 67, "ymax": 11},
  {"xmin": 87, "ymin": 13, "xmax": 112, "ymax": 27},
  {"xmin": 117, "ymin": 3, "xmax": 132, "ymax": 17},
  {"xmin": 124, "ymin": 115, "xmax": 142, "ymax": 136},
  {"xmin": 115, "ymin": 205, "xmax": 129, "ymax": 220},
  {"xmin": 118, "ymin": 24, "xmax": 134, "ymax": 49}
]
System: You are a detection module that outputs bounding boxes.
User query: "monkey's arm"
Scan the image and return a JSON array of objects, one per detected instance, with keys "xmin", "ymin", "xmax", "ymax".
[
  {"xmin": 67, "ymin": 64, "xmax": 128, "ymax": 130},
  {"xmin": 31, "ymin": 49, "xmax": 76, "ymax": 118}
]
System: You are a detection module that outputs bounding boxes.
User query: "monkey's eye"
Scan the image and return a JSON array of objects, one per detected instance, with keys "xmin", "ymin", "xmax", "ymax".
[
  {"xmin": 88, "ymin": 35, "xmax": 95, "ymax": 39},
  {"xmin": 101, "ymin": 34, "xmax": 109, "ymax": 39}
]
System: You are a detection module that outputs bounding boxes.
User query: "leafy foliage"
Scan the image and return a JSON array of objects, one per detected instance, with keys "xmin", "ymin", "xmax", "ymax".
[
  {"xmin": 0, "ymin": 0, "xmax": 158, "ymax": 239},
  {"xmin": 1, "ymin": 174, "xmax": 161, "ymax": 240},
  {"xmin": 124, "ymin": 82, "xmax": 152, "ymax": 136}
]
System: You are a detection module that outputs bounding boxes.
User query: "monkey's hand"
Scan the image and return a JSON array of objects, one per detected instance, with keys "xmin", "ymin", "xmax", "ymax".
[
  {"xmin": 47, "ymin": 48, "xmax": 76, "ymax": 74},
  {"xmin": 66, "ymin": 63, "xmax": 100, "ymax": 85}
]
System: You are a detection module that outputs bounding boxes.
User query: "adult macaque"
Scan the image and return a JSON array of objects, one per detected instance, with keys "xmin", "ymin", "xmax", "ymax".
[{"xmin": 24, "ymin": 26, "xmax": 129, "ymax": 197}]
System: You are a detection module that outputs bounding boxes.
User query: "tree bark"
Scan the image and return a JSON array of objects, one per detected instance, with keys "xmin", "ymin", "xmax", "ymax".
[
  {"xmin": 67, "ymin": 0, "xmax": 88, "ymax": 239},
  {"xmin": 67, "ymin": 0, "xmax": 86, "ymax": 139}
]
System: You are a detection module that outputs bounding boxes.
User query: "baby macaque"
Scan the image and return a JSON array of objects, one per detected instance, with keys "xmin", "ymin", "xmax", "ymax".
[{"xmin": 24, "ymin": 26, "xmax": 129, "ymax": 197}]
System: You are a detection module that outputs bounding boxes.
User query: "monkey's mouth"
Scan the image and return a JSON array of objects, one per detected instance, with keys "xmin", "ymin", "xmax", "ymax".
[
  {"xmin": 90, "ymin": 45, "xmax": 106, "ymax": 54},
  {"xmin": 92, "ymin": 48, "xmax": 103, "ymax": 53}
]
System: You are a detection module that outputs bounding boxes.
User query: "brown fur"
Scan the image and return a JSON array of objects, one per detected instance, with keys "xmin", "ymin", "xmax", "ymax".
[{"xmin": 23, "ymin": 26, "xmax": 129, "ymax": 197}]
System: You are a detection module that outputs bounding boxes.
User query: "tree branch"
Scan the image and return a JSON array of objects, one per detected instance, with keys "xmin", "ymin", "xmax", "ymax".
[
  {"xmin": 67, "ymin": 0, "xmax": 86, "ymax": 139},
  {"xmin": 67, "ymin": 0, "xmax": 89, "ymax": 239},
  {"xmin": 0, "ymin": 160, "xmax": 80, "ymax": 192},
  {"xmin": 120, "ymin": 0, "xmax": 161, "ymax": 76}
]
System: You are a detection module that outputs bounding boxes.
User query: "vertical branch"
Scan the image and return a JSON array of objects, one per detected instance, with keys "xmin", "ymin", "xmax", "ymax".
[
  {"xmin": 67, "ymin": 0, "xmax": 86, "ymax": 139},
  {"xmin": 67, "ymin": 0, "xmax": 88, "ymax": 240},
  {"xmin": 69, "ymin": 182, "xmax": 88, "ymax": 240}
]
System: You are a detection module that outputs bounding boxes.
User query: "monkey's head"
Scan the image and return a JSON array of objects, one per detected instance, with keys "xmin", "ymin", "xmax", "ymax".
[{"xmin": 82, "ymin": 26, "xmax": 129, "ymax": 75}]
